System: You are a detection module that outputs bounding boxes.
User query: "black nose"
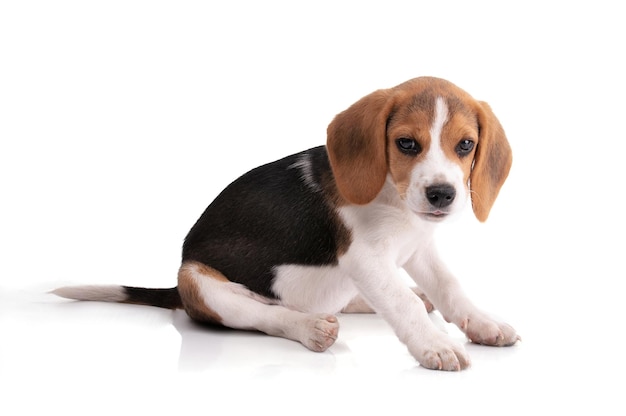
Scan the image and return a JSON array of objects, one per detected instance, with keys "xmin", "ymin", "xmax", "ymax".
[{"xmin": 425, "ymin": 184, "xmax": 456, "ymax": 209}]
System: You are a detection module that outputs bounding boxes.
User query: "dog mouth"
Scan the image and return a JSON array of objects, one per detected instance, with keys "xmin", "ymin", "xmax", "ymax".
[
  {"xmin": 406, "ymin": 198, "xmax": 454, "ymax": 221},
  {"xmin": 421, "ymin": 210, "xmax": 449, "ymax": 221}
]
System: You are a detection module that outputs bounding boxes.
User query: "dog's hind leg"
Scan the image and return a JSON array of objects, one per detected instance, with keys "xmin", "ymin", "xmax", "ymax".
[
  {"xmin": 342, "ymin": 287, "xmax": 435, "ymax": 313},
  {"xmin": 177, "ymin": 261, "xmax": 339, "ymax": 352}
]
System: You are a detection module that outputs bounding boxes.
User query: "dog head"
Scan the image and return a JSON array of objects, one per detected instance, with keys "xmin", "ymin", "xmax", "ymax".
[{"xmin": 327, "ymin": 77, "xmax": 512, "ymax": 222}]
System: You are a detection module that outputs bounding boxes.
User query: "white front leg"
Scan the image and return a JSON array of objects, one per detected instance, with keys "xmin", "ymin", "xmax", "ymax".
[
  {"xmin": 403, "ymin": 248, "xmax": 520, "ymax": 347},
  {"xmin": 342, "ymin": 254, "xmax": 470, "ymax": 371}
]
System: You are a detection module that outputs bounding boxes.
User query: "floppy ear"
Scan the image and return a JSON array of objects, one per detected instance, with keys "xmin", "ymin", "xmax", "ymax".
[
  {"xmin": 470, "ymin": 101, "xmax": 513, "ymax": 222},
  {"xmin": 326, "ymin": 89, "xmax": 395, "ymax": 205}
]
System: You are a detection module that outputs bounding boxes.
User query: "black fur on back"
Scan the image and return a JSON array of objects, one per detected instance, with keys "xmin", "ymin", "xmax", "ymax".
[{"xmin": 181, "ymin": 146, "xmax": 351, "ymax": 299}]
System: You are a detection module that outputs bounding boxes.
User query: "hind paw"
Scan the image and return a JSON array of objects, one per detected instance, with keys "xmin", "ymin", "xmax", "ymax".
[{"xmin": 301, "ymin": 314, "xmax": 339, "ymax": 352}]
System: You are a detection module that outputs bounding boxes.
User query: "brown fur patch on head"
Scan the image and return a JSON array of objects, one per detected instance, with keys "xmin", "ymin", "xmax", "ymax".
[
  {"xmin": 385, "ymin": 78, "xmax": 477, "ymax": 198},
  {"xmin": 440, "ymin": 99, "xmax": 479, "ymax": 186},
  {"xmin": 386, "ymin": 97, "xmax": 433, "ymax": 198},
  {"xmin": 177, "ymin": 261, "xmax": 228, "ymax": 324}
]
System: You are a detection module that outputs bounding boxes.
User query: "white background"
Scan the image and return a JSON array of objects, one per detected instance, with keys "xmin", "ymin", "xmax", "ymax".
[{"xmin": 1, "ymin": 1, "xmax": 625, "ymax": 414}]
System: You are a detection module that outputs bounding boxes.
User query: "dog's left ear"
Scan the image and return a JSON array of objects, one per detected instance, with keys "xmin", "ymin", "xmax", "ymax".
[
  {"xmin": 327, "ymin": 89, "xmax": 396, "ymax": 205},
  {"xmin": 470, "ymin": 101, "xmax": 512, "ymax": 222}
]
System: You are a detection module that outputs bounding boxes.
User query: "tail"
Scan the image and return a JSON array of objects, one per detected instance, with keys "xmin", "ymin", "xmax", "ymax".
[{"xmin": 51, "ymin": 285, "xmax": 183, "ymax": 309}]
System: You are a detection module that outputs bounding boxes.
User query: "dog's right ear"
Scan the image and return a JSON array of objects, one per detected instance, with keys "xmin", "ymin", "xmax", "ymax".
[{"xmin": 327, "ymin": 89, "xmax": 395, "ymax": 205}]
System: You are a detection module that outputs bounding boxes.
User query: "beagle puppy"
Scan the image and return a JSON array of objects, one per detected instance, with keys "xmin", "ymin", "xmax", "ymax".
[{"xmin": 53, "ymin": 77, "xmax": 519, "ymax": 371}]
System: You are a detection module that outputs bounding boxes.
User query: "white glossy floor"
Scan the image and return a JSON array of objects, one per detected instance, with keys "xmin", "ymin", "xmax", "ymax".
[
  {"xmin": 1, "ymin": 252, "xmax": 622, "ymax": 415},
  {"xmin": 2, "ymin": 1, "xmax": 625, "ymax": 415},
  {"xmin": 0, "ymin": 286, "xmax": 537, "ymax": 413}
]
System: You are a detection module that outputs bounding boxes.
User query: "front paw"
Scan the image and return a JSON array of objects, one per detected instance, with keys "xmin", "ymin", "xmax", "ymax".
[
  {"xmin": 408, "ymin": 333, "xmax": 471, "ymax": 371},
  {"xmin": 459, "ymin": 313, "xmax": 520, "ymax": 347}
]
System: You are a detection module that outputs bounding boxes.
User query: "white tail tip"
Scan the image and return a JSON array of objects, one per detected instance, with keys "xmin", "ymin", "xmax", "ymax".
[{"xmin": 50, "ymin": 285, "xmax": 127, "ymax": 302}]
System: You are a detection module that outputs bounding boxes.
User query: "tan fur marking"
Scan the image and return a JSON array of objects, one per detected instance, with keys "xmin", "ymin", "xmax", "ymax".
[
  {"xmin": 441, "ymin": 111, "xmax": 479, "ymax": 185},
  {"xmin": 387, "ymin": 106, "xmax": 432, "ymax": 198},
  {"xmin": 177, "ymin": 261, "xmax": 228, "ymax": 324}
]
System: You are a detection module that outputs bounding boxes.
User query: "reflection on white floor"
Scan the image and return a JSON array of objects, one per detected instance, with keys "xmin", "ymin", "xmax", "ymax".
[{"xmin": 1, "ymin": 283, "xmax": 618, "ymax": 415}]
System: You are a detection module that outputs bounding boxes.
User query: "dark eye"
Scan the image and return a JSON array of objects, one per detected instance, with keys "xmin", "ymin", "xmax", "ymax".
[
  {"xmin": 456, "ymin": 139, "xmax": 475, "ymax": 156},
  {"xmin": 396, "ymin": 138, "xmax": 422, "ymax": 155}
]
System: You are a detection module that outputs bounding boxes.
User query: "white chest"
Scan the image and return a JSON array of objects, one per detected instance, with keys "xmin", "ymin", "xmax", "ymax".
[{"xmin": 271, "ymin": 189, "xmax": 437, "ymax": 314}]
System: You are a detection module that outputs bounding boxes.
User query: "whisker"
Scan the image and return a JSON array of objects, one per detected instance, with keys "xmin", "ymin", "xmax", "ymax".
[{"xmin": 468, "ymin": 189, "xmax": 483, "ymax": 203}]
